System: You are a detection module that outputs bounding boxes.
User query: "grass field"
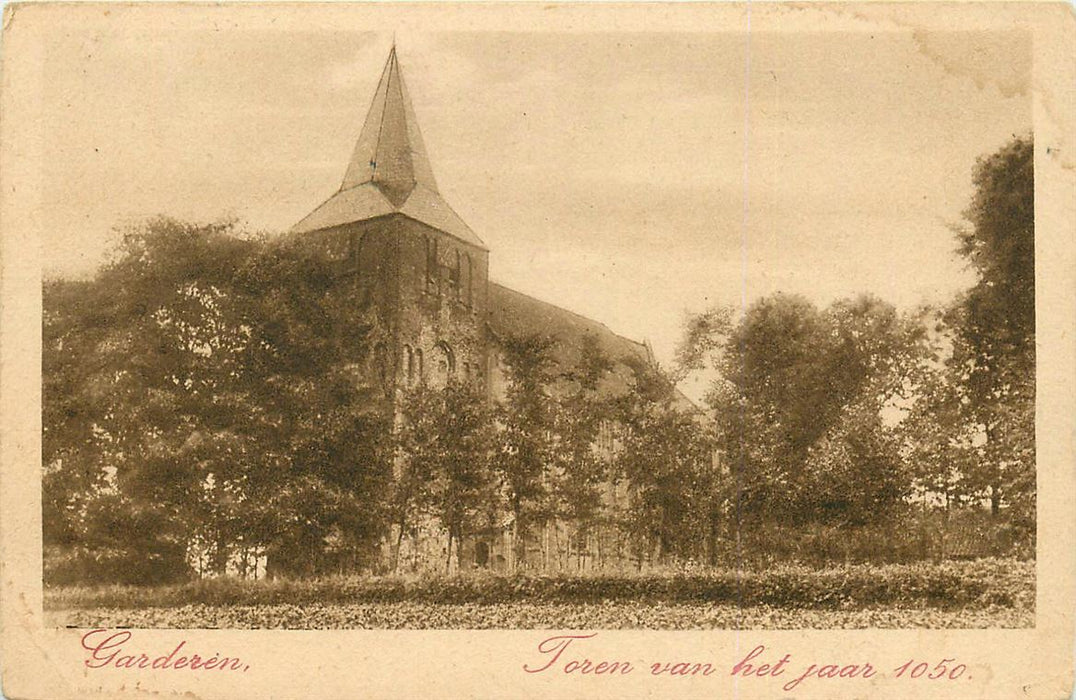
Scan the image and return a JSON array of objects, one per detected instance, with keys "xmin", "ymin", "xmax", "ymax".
[{"xmin": 45, "ymin": 558, "xmax": 1033, "ymax": 630}]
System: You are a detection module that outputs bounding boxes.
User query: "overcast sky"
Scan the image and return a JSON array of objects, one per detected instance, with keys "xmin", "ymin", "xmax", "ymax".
[{"xmin": 33, "ymin": 15, "xmax": 1030, "ymax": 370}]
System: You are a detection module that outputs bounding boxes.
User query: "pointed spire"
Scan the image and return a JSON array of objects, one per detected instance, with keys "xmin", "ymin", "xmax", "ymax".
[
  {"xmin": 293, "ymin": 46, "xmax": 486, "ymax": 250},
  {"xmin": 341, "ymin": 46, "xmax": 438, "ymax": 206}
]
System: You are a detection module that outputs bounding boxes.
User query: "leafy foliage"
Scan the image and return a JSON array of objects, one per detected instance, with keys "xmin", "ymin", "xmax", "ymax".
[
  {"xmin": 46, "ymin": 558, "xmax": 1032, "ymax": 613},
  {"xmin": 549, "ymin": 335, "xmax": 615, "ymax": 545},
  {"xmin": 675, "ymin": 136, "xmax": 1035, "ymax": 561},
  {"xmin": 492, "ymin": 333, "xmax": 559, "ymax": 566},
  {"xmin": 44, "ymin": 218, "xmax": 391, "ymax": 583},
  {"xmin": 950, "ymin": 135, "xmax": 1035, "ymax": 527},
  {"xmin": 44, "ymin": 136, "xmax": 1035, "ymax": 586},
  {"xmin": 395, "ymin": 382, "xmax": 496, "ymax": 572},
  {"xmin": 612, "ymin": 357, "xmax": 717, "ymax": 564},
  {"xmin": 692, "ymin": 293, "xmax": 921, "ymax": 531}
]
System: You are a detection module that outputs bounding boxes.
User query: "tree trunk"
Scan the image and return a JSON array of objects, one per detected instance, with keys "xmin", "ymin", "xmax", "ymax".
[
  {"xmin": 455, "ymin": 524, "xmax": 465, "ymax": 572},
  {"xmin": 513, "ymin": 510, "xmax": 526, "ymax": 570},
  {"xmin": 539, "ymin": 524, "xmax": 547, "ymax": 572},
  {"xmin": 393, "ymin": 518, "xmax": 407, "ymax": 573},
  {"xmin": 986, "ymin": 423, "xmax": 1002, "ymax": 518},
  {"xmin": 505, "ymin": 524, "xmax": 514, "ymax": 573},
  {"xmin": 510, "ymin": 518, "xmax": 519, "ymax": 572},
  {"xmin": 708, "ymin": 517, "xmax": 719, "ymax": 567},
  {"xmin": 445, "ymin": 530, "xmax": 454, "ymax": 575}
]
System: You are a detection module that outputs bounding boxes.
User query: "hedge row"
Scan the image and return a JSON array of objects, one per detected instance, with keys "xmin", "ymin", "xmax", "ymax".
[
  {"xmin": 52, "ymin": 601, "xmax": 1035, "ymax": 630},
  {"xmin": 46, "ymin": 558, "xmax": 1033, "ymax": 612}
]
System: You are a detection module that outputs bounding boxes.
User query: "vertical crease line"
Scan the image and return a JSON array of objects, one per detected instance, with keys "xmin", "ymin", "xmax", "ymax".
[{"xmin": 734, "ymin": 5, "xmax": 752, "ymax": 699}]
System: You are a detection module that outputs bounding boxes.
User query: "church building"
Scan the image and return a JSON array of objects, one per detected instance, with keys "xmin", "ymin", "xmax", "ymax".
[{"xmin": 291, "ymin": 46, "xmax": 668, "ymax": 571}]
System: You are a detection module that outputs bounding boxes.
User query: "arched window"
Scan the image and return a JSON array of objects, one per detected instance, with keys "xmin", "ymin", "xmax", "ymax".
[
  {"xmin": 430, "ymin": 341, "xmax": 455, "ymax": 388},
  {"xmin": 464, "ymin": 253, "xmax": 473, "ymax": 308},
  {"xmin": 374, "ymin": 342, "xmax": 389, "ymax": 390},
  {"xmin": 403, "ymin": 345, "xmax": 414, "ymax": 386},
  {"xmin": 425, "ymin": 236, "xmax": 437, "ymax": 290},
  {"xmin": 350, "ymin": 232, "xmax": 365, "ymax": 272},
  {"xmin": 452, "ymin": 250, "xmax": 462, "ymax": 300},
  {"xmin": 424, "ymin": 236, "xmax": 430, "ymax": 282},
  {"xmin": 414, "ymin": 348, "xmax": 424, "ymax": 384},
  {"xmin": 443, "ymin": 343, "xmax": 456, "ymax": 374}
]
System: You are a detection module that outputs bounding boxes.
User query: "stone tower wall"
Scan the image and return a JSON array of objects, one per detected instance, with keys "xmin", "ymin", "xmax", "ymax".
[
  {"xmin": 390, "ymin": 215, "xmax": 489, "ymax": 392},
  {"xmin": 299, "ymin": 213, "xmax": 488, "ymax": 394}
]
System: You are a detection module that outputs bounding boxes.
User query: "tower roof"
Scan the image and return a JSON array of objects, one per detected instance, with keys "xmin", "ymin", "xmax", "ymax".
[
  {"xmin": 341, "ymin": 46, "xmax": 437, "ymax": 203},
  {"xmin": 292, "ymin": 46, "xmax": 486, "ymax": 249}
]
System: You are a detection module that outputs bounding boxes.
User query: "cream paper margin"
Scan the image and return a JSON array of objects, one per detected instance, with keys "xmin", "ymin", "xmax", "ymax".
[{"xmin": 1, "ymin": 3, "xmax": 1072, "ymax": 699}]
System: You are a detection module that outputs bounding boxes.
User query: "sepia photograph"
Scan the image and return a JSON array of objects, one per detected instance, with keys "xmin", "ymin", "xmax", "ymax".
[
  {"xmin": 32, "ymin": 18, "xmax": 1041, "ymax": 634},
  {"xmin": 4, "ymin": 4, "xmax": 1075, "ymax": 699}
]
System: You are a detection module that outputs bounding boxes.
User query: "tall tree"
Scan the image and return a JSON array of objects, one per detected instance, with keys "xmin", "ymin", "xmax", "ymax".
[
  {"xmin": 799, "ymin": 296, "xmax": 921, "ymax": 527},
  {"xmin": 396, "ymin": 382, "xmax": 495, "ymax": 572},
  {"xmin": 612, "ymin": 358, "xmax": 716, "ymax": 566},
  {"xmin": 704, "ymin": 294, "xmax": 834, "ymax": 524},
  {"xmin": 232, "ymin": 236, "xmax": 391, "ymax": 576},
  {"xmin": 44, "ymin": 218, "xmax": 259, "ymax": 582},
  {"xmin": 679, "ymin": 293, "xmax": 921, "ymax": 544},
  {"xmin": 951, "ymin": 135, "xmax": 1035, "ymax": 526},
  {"xmin": 43, "ymin": 218, "xmax": 393, "ymax": 583},
  {"xmin": 493, "ymin": 333, "xmax": 558, "ymax": 570},
  {"xmin": 550, "ymin": 335, "xmax": 614, "ymax": 564}
]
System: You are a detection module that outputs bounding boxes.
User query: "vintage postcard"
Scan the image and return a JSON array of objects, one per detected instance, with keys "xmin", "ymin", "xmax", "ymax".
[{"xmin": 1, "ymin": 2, "xmax": 1074, "ymax": 698}]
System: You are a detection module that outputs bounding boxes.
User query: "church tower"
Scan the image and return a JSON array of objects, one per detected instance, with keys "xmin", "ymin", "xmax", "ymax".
[{"xmin": 292, "ymin": 46, "xmax": 490, "ymax": 397}]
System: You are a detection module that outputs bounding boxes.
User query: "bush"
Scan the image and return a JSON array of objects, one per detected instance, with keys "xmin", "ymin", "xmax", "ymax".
[
  {"xmin": 45, "ymin": 558, "xmax": 1033, "ymax": 612},
  {"xmin": 53, "ymin": 600, "xmax": 1034, "ymax": 630},
  {"xmin": 714, "ymin": 509, "xmax": 1033, "ymax": 567},
  {"xmin": 44, "ymin": 544, "xmax": 191, "ymax": 587}
]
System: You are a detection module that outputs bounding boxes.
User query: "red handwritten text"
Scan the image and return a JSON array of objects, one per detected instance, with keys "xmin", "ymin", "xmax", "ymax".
[
  {"xmin": 80, "ymin": 629, "xmax": 249, "ymax": 672},
  {"xmin": 730, "ymin": 644, "xmax": 792, "ymax": 679},
  {"xmin": 523, "ymin": 634, "xmax": 634, "ymax": 675},
  {"xmin": 651, "ymin": 661, "xmax": 716, "ymax": 676},
  {"xmin": 730, "ymin": 643, "xmax": 876, "ymax": 692}
]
